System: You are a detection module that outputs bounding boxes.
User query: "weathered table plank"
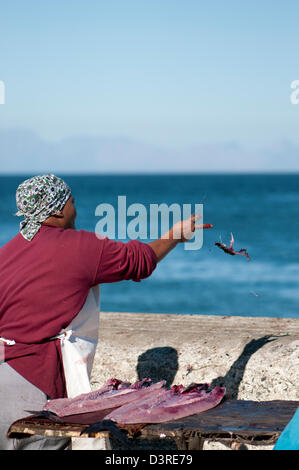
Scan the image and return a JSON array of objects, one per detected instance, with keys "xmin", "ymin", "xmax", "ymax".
[{"xmin": 7, "ymin": 399, "xmax": 299, "ymax": 449}]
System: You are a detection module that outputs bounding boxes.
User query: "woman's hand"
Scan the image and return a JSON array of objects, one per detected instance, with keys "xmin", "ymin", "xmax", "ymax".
[
  {"xmin": 149, "ymin": 214, "xmax": 213, "ymax": 262},
  {"xmin": 167, "ymin": 213, "xmax": 213, "ymax": 242}
]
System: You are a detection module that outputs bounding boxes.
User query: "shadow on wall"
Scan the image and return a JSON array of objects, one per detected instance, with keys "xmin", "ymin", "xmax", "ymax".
[
  {"xmin": 136, "ymin": 347, "xmax": 178, "ymax": 388},
  {"xmin": 210, "ymin": 334, "xmax": 286, "ymax": 398},
  {"xmin": 136, "ymin": 336, "xmax": 287, "ymax": 398}
]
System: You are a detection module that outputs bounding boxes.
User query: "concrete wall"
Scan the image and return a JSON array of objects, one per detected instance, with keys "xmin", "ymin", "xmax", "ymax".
[{"xmin": 91, "ymin": 312, "xmax": 299, "ymax": 450}]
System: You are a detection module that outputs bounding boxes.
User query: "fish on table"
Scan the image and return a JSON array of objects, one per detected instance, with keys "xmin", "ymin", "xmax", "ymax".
[{"xmin": 41, "ymin": 378, "xmax": 226, "ymax": 425}]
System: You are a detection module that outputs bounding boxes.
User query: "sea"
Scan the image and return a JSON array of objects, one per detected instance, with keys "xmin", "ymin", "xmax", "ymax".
[{"xmin": 1, "ymin": 173, "xmax": 299, "ymax": 319}]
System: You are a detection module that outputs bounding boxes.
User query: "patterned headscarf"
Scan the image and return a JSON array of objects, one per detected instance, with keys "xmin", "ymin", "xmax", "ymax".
[{"xmin": 15, "ymin": 174, "xmax": 71, "ymax": 241}]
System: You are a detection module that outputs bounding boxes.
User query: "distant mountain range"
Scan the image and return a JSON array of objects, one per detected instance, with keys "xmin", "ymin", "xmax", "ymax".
[{"xmin": 0, "ymin": 127, "xmax": 298, "ymax": 174}]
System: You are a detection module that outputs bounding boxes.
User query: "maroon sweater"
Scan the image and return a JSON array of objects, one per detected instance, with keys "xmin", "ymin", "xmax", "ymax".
[{"xmin": 0, "ymin": 223, "xmax": 157, "ymax": 398}]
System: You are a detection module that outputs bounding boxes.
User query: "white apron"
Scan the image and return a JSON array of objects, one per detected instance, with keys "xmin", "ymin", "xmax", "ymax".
[
  {"xmin": 55, "ymin": 285, "xmax": 106, "ymax": 450},
  {"xmin": 56, "ymin": 285, "xmax": 100, "ymax": 398}
]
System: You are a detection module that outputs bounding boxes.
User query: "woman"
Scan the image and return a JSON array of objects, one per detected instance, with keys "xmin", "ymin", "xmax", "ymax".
[{"xmin": 0, "ymin": 174, "xmax": 212, "ymax": 450}]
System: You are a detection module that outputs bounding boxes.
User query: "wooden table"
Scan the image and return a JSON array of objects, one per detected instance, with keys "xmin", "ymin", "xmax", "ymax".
[{"xmin": 7, "ymin": 399, "xmax": 299, "ymax": 450}]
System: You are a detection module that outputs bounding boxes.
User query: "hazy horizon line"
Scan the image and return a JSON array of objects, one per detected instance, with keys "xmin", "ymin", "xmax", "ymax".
[{"xmin": 1, "ymin": 170, "xmax": 299, "ymax": 177}]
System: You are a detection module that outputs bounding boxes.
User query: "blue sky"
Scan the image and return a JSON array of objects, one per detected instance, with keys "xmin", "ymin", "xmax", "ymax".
[{"xmin": 0, "ymin": 0, "xmax": 299, "ymax": 172}]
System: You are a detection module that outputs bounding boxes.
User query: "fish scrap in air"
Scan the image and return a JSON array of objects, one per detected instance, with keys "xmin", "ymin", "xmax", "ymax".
[{"xmin": 215, "ymin": 232, "xmax": 250, "ymax": 261}]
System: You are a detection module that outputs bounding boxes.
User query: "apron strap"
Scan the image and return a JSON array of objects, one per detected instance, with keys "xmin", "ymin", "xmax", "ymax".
[{"xmin": 0, "ymin": 337, "xmax": 16, "ymax": 346}]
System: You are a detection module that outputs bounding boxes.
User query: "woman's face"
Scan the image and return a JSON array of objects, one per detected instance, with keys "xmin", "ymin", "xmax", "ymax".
[{"xmin": 62, "ymin": 195, "xmax": 77, "ymax": 229}]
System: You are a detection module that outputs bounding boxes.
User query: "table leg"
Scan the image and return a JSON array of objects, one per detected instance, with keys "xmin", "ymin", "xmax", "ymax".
[
  {"xmin": 175, "ymin": 434, "xmax": 187, "ymax": 450},
  {"xmin": 175, "ymin": 435, "xmax": 204, "ymax": 450},
  {"xmin": 105, "ymin": 437, "xmax": 112, "ymax": 450},
  {"xmin": 186, "ymin": 436, "xmax": 204, "ymax": 450}
]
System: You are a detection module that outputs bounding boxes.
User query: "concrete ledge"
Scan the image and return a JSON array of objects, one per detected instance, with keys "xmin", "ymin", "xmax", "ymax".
[{"xmin": 91, "ymin": 313, "xmax": 299, "ymax": 450}]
